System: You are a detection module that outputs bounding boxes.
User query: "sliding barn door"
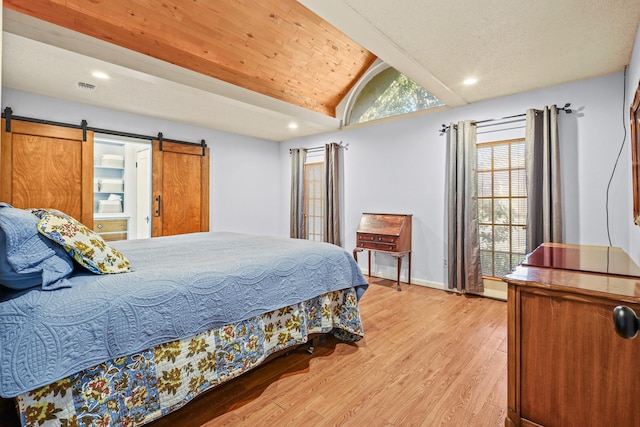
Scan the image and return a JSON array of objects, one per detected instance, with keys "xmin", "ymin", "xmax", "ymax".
[
  {"xmin": 0, "ymin": 119, "xmax": 94, "ymax": 227},
  {"xmin": 151, "ymin": 140, "xmax": 209, "ymax": 236}
]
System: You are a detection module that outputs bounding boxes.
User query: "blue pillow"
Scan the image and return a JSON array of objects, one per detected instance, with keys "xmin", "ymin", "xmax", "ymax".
[
  {"xmin": 0, "ymin": 203, "xmax": 73, "ymax": 290},
  {"xmin": 0, "ymin": 228, "xmax": 42, "ymax": 289}
]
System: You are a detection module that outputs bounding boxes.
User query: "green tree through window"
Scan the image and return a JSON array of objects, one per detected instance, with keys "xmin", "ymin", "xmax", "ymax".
[{"xmin": 349, "ymin": 67, "xmax": 444, "ymax": 124}]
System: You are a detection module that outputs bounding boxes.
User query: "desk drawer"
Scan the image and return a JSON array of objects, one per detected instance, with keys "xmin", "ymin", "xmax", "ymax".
[
  {"xmin": 358, "ymin": 233, "xmax": 397, "ymax": 244},
  {"xmin": 358, "ymin": 241, "xmax": 397, "ymax": 251}
]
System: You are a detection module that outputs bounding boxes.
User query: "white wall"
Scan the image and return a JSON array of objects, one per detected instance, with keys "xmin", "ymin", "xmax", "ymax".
[
  {"xmin": 4, "ymin": 56, "xmax": 636, "ymax": 289},
  {"xmin": 281, "ymin": 72, "xmax": 630, "ymax": 287},
  {"xmin": 1, "ymin": 88, "xmax": 283, "ymax": 236},
  {"xmin": 626, "ymin": 23, "xmax": 640, "ymax": 261}
]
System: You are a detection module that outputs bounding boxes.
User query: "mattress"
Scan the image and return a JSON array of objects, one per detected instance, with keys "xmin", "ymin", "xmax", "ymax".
[{"xmin": 0, "ymin": 232, "xmax": 368, "ymax": 397}]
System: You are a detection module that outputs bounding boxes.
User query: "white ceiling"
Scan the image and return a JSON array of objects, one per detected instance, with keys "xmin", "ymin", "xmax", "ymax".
[
  {"xmin": 302, "ymin": 0, "xmax": 640, "ymax": 105},
  {"xmin": 3, "ymin": 1, "xmax": 640, "ymax": 142}
]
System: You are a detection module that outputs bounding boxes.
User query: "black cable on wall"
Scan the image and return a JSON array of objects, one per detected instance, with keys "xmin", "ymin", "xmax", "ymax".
[{"xmin": 605, "ymin": 65, "xmax": 628, "ymax": 247}]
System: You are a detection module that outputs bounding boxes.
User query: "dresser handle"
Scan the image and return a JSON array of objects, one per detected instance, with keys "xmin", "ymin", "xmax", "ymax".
[
  {"xmin": 97, "ymin": 224, "xmax": 103, "ymax": 229},
  {"xmin": 613, "ymin": 306, "xmax": 639, "ymax": 339}
]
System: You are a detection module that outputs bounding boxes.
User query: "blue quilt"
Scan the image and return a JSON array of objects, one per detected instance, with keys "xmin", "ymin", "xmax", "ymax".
[{"xmin": 0, "ymin": 232, "xmax": 368, "ymax": 397}]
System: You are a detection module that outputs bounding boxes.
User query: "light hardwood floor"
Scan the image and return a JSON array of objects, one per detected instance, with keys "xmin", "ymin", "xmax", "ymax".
[{"xmin": 150, "ymin": 276, "xmax": 508, "ymax": 426}]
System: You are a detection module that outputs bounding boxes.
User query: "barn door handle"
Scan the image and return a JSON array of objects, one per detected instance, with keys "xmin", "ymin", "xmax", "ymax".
[
  {"xmin": 155, "ymin": 195, "xmax": 161, "ymax": 216},
  {"xmin": 613, "ymin": 306, "xmax": 639, "ymax": 339}
]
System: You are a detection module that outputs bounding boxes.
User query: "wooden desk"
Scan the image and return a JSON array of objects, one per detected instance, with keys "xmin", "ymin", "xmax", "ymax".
[
  {"xmin": 353, "ymin": 213, "xmax": 411, "ymax": 291},
  {"xmin": 503, "ymin": 243, "xmax": 640, "ymax": 427}
]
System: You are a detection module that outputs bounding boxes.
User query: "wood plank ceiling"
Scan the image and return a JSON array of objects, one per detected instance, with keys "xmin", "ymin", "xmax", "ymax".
[{"xmin": 4, "ymin": 0, "xmax": 377, "ymax": 117}]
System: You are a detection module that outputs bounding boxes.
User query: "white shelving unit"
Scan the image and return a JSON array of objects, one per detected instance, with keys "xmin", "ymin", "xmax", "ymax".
[
  {"xmin": 94, "ymin": 139, "xmax": 129, "ymax": 241},
  {"xmin": 92, "ymin": 134, "xmax": 153, "ymax": 240}
]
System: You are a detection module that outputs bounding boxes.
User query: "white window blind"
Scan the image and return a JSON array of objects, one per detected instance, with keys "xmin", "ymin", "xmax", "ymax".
[
  {"xmin": 477, "ymin": 139, "xmax": 527, "ymax": 278},
  {"xmin": 304, "ymin": 161, "xmax": 324, "ymax": 242}
]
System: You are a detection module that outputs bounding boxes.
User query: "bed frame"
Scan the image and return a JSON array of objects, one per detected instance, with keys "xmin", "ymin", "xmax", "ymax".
[{"xmin": 0, "ymin": 397, "xmax": 19, "ymax": 426}]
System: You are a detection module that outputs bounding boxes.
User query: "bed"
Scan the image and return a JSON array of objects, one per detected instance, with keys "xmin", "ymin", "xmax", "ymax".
[{"xmin": 0, "ymin": 205, "xmax": 368, "ymax": 426}]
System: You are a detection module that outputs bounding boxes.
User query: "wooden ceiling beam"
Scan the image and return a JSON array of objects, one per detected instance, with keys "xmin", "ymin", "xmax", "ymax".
[{"xmin": 5, "ymin": 0, "xmax": 377, "ymax": 117}]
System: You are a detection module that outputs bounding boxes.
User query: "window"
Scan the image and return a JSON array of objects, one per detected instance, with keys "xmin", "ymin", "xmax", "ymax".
[
  {"xmin": 304, "ymin": 161, "xmax": 324, "ymax": 241},
  {"xmin": 347, "ymin": 66, "xmax": 444, "ymax": 125},
  {"xmin": 477, "ymin": 139, "xmax": 527, "ymax": 278}
]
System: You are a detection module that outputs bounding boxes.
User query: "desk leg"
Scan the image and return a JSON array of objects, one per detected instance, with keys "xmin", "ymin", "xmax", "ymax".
[
  {"xmin": 408, "ymin": 252, "xmax": 411, "ymax": 285},
  {"xmin": 368, "ymin": 250, "xmax": 371, "ymax": 278},
  {"xmin": 396, "ymin": 255, "xmax": 402, "ymax": 291}
]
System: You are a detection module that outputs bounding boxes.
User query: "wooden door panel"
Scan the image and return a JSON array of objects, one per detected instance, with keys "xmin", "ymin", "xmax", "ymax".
[
  {"xmin": 151, "ymin": 140, "xmax": 209, "ymax": 237},
  {"xmin": 11, "ymin": 120, "xmax": 84, "ymax": 140},
  {"xmin": 162, "ymin": 151, "xmax": 202, "ymax": 236},
  {"xmin": 0, "ymin": 119, "xmax": 93, "ymax": 227},
  {"xmin": 12, "ymin": 134, "xmax": 83, "ymax": 219}
]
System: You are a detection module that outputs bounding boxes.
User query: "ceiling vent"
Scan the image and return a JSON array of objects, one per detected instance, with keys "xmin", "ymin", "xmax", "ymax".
[{"xmin": 77, "ymin": 81, "xmax": 96, "ymax": 91}]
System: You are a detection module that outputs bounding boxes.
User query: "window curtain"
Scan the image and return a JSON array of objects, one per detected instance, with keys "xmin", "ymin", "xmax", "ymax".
[
  {"xmin": 525, "ymin": 105, "xmax": 562, "ymax": 253},
  {"xmin": 323, "ymin": 142, "xmax": 341, "ymax": 246},
  {"xmin": 290, "ymin": 148, "xmax": 307, "ymax": 239},
  {"xmin": 447, "ymin": 121, "xmax": 483, "ymax": 293}
]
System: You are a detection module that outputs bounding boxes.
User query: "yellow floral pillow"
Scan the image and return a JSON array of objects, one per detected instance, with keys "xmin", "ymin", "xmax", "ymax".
[{"xmin": 33, "ymin": 209, "xmax": 131, "ymax": 274}]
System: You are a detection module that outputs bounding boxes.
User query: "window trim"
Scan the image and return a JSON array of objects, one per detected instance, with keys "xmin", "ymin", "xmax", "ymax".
[
  {"xmin": 338, "ymin": 59, "xmax": 390, "ymax": 127},
  {"xmin": 337, "ymin": 59, "xmax": 448, "ymax": 128}
]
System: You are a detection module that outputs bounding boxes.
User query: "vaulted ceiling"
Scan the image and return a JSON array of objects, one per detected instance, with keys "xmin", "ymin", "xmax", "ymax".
[
  {"xmin": 2, "ymin": 1, "xmax": 640, "ymax": 141},
  {"xmin": 4, "ymin": 0, "xmax": 376, "ymax": 117}
]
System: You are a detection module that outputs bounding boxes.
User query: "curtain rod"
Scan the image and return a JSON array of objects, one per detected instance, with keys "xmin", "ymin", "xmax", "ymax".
[
  {"xmin": 1, "ymin": 107, "xmax": 206, "ymax": 148},
  {"xmin": 289, "ymin": 141, "xmax": 348, "ymax": 154},
  {"xmin": 438, "ymin": 103, "xmax": 573, "ymax": 135}
]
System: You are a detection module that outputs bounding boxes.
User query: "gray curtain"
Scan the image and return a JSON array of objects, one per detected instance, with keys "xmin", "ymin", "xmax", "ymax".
[
  {"xmin": 447, "ymin": 121, "xmax": 483, "ymax": 293},
  {"xmin": 290, "ymin": 148, "xmax": 307, "ymax": 239},
  {"xmin": 323, "ymin": 142, "xmax": 341, "ymax": 246},
  {"xmin": 525, "ymin": 106, "xmax": 562, "ymax": 253}
]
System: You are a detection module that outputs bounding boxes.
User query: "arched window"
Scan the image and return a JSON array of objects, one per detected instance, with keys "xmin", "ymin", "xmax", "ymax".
[{"xmin": 344, "ymin": 65, "xmax": 444, "ymax": 125}]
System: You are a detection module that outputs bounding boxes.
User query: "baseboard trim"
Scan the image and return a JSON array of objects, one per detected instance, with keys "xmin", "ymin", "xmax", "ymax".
[
  {"xmin": 360, "ymin": 267, "xmax": 507, "ymax": 301},
  {"xmin": 362, "ymin": 267, "xmax": 446, "ymax": 291}
]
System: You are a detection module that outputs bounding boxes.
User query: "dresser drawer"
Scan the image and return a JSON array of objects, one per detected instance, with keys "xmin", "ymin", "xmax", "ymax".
[
  {"xmin": 93, "ymin": 219, "xmax": 127, "ymax": 233},
  {"xmin": 101, "ymin": 232, "xmax": 127, "ymax": 242}
]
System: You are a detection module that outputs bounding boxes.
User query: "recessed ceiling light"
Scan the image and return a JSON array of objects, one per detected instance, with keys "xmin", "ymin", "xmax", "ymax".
[
  {"xmin": 288, "ymin": 122, "xmax": 298, "ymax": 129},
  {"xmin": 463, "ymin": 77, "xmax": 478, "ymax": 85},
  {"xmin": 92, "ymin": 71, "xmax": 110, "ymax": 79}
]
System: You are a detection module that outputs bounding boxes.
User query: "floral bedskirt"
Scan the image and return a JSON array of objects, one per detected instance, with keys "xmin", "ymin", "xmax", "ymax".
[{"xmin": 17, "ymin": 287, "xmax": 364, "ymax": 427}]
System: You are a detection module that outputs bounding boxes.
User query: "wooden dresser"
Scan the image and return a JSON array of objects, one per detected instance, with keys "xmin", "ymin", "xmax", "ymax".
[
  {"xmin": 353, "ymin": 213, "xmax": 412, "ymax": 290},
  {"xmin": 503, "ymin": 243, "xmax": 640, "ymax": 427}
]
